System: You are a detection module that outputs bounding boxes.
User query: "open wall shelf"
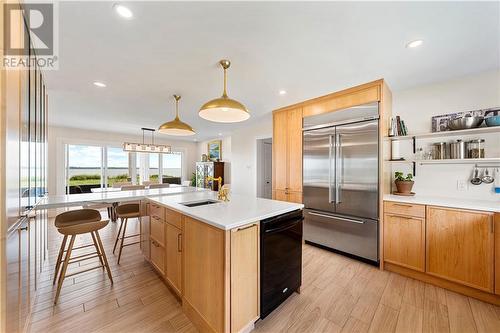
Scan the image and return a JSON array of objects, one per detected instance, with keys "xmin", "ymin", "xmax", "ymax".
[{"xmin": 385, "ymin": 126, "xmax": 500, "ymax": 141}]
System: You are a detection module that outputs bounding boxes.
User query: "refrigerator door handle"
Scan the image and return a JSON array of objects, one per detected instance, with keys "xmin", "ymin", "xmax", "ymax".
[
  {"xmin": 308, "ymin": 211, "xmax": 365, "ymax": 224},
  {"xmin": 335, "ymin": 133, "xmax": 342, "ymax": 204},
  {"xmin": 328, "ymin": 134, "xmax": 334, "ymax": 203}
]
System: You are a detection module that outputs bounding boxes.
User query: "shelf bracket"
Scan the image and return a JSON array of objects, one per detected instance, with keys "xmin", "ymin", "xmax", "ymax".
[
  {"xmin": 412, "ymin": 161, "xmax": 416, "ymax": 177},
  {"xmin": 412, "ymin": 136, "xmax": 416, "ymax": 154}
]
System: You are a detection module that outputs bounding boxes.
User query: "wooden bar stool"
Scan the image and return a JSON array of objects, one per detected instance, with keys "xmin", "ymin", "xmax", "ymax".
[
  {"xmin": 53, "ymin": 209, "xmax": 113, "ymax": 304},
  {"xmin": 113, "ymin": 203, "xmax": 141, "ymax": 264}
]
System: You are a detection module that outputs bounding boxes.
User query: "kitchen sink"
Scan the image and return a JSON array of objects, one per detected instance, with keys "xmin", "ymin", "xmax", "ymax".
[{"xmin": 180, "ymin": 199, "xmax": 219, "ymax": 207}]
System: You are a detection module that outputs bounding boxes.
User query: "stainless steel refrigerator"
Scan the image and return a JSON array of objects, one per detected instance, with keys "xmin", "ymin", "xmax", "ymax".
[{"xmin": 303, "ymin": 102, "xmax": 379, "ymax": 262}]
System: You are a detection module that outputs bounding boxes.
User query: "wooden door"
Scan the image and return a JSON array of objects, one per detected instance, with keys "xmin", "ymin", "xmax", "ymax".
[
  {"xmin": 495, "ymin": 213, "xmax": 500, "ymax": 295},
  {"xmin": 273, "ymin": 111, "xmax": 288, "ymax": 191},
  {"xmin": 287, "ymin": 191, "xmax": 303, "ymax": 204},
  {"xmin": 383, "ymin": 213, "xmax": 425, "ymax": 271},
  {"xmin": 166, "ymin": 223, "xmax": 182, "ymax": 295},
  {"xmin": 426, "ymin": 206, "xmax": 494, "ymax": 292},
  {"xmin": 287, "ymin": 108, "xmax": 303, "ymax": 193}
]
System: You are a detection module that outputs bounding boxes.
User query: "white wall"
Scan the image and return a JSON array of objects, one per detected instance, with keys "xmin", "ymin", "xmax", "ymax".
[
  {"xmin": 196, "ymin": 115, "xmax": 273, "ymax": 197},
  {"xmin": 196, "ymin": 136, "xmax": 232, "ymax": 184},
  {"xmin": 48, "ymin": 126, "xmax": 198, "ymax": 195},
  {"xmin": 392, "ymin": 69, "xmax": 500, "ymax": 200}
]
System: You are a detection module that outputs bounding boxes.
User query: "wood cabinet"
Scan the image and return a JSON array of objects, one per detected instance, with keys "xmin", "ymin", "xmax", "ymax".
[
  {"xmin": 272, "ymin": 107, "xmax": 303, "ymax": 203},
  {"xmin": 426, "ymin": 206, "xmax": 494, "ymax": 292},
  {"xmin": 150, "ymin": 238, "xmax": 165, "ymax": 276},
  {"xmin": 494, "ymin": 213, "xmax": 500, "ymax": 295},
  {"xmin": 383, "ymin": 212, "xmax": 425, "ymax": 272},
  {"xmin": 230, "ymin": 224, "xmax": 259, "ymax": 333},
  {"xmin": 165, "ymin": 223, "xmax": 182, "ymax": 295}
]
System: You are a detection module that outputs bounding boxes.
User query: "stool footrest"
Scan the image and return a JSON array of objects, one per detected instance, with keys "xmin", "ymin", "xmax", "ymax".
[{"xmin": 65, "ymin": 265, "xmax": 105, "ymax": 278}]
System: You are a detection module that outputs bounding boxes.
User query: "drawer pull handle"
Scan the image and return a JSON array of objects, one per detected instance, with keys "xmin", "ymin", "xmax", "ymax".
[
  {"xmin": 177, "ymin": 234, "xmax": 182, "ymax": 252},
  {"xmin": 235, "ymin": 224, "xmax": 257, "ymax": 232},
  {"xmin": 392, "ymin": 203, "xmax": 413, "ymax": 208},
  {"xmin": 387, "ymin": 213, "xmax": 416, "ymax": 220}
]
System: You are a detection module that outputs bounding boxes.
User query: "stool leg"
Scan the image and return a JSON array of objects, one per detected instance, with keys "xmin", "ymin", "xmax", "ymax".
[
  {"xmin": 113, "ymin": 218, "xmax": 124, "ymax": 254},
  {"xmin": 95, "ymin": 230, "xmax": 113, "ymax": 284},
  {"xmin": 91, "ymin": 231, "xmax": 105, "ymax": 269},
  {"xmin": 117, "ymin": 218, "xmax": 128, "ymax": 264},
  {"xmin": 53, "ymin": 235, "xmax": 68, "ymax": 285},
  {"xmin": 55, "ymin": 235, "xmax": 76, "ymax": 304}
]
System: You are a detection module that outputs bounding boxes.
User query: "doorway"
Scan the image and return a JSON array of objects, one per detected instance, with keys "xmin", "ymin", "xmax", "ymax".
[{"xmin": 257, "ymin": 138, "xmax": 272, "ymax": 199}]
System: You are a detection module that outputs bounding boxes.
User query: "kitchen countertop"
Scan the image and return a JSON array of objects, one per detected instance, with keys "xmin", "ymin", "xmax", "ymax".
[
  {"xmin": 148, "ymin": 191, "xmax": 304, "ymax": 230},
  {"xmin": 384, "ymin": 194, "xmax": 500, "ymax": 213},
  {"xmin": 37, "ymin": 186, "xmax": 208, "ymax": 209}
]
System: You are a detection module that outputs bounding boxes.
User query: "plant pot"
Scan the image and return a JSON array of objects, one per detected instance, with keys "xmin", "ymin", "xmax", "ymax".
[{"xmin": 395, "ymin": 180, "xmax": 414, "ymax": 194}]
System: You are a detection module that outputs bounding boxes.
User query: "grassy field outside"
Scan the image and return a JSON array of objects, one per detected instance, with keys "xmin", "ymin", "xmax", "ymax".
[{"xmin": 68, "ymin": 174, "xmax": 161, "ymax": 187}]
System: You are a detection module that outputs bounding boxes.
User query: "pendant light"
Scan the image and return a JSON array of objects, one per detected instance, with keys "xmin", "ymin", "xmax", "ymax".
[
  {"xmin": 158, "ymin": 95, "xmax": 196, "ymax": 136},
  {"xmin": 199, "ymin": 59, "xmax": 250, "ymax": 123}
]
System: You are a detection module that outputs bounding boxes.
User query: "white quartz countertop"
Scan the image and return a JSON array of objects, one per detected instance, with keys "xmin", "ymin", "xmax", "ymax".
[
  {"xmin": 384, "ymin": 194, "xmax": 500, "ymax": 213},
  {"xmin": 37, "ymin": 186, "xmax": 208, "ymax": 209},
  {"xmin": 148, "ymin": 191, "xmax": 304, "ymax": 230}
]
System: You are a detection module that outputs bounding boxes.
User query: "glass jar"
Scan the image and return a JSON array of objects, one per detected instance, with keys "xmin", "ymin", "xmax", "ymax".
[
  {"xmin": 432, "ymin": 142, "xmax": 448, "ymax": 159},
  {"xmin": 467, "ymin": 139, "xmax": 485, "ymax": 158}
]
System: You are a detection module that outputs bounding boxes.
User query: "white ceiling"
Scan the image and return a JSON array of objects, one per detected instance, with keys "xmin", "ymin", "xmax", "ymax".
[{"xmin": 46, "ymin": 1, "xmax": 500, "ymax": 141}]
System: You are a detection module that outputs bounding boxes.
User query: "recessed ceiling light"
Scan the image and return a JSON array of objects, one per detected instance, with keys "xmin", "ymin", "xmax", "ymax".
[
  {"xmin": 218, "ymin": 133, "xmax": 222, "ymax": 136},
  {"xmin": 113, "ymin": 3, "xmax": 133, "ymax": 19},
  {"xmin": 93, "ymin": 81, "xmax": 106, "ymax": 87},
  {"xmin": 279, "ymin": 90, "xmax": 287, "ymax": 95},
  {"xmin": 406, "ymin": 39, "xmax": 423, "ymax": 48}
]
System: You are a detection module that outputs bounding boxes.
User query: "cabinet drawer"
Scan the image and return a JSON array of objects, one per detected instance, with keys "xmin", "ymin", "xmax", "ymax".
[
  {"xmin": 150, "ymin": 239, "xmax": 165, "ymax": 276},
  {"xmin": 384, "ymin": 201, "xmax": 425, "ymax": 218},
  {"xmin": 166, "ymin": 209, "xmax": 182, "ymax": 229},
  {"xmin": 150, "ymin": 216, "xmax": 165, "ymax": 246},
  {"xmin": 150, "ymin": 203, "xmax": 165, "ymax": 221}
]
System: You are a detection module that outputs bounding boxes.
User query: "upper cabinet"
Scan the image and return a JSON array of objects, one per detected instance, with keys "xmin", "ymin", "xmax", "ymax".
[{"xmin": 272, "ymin": 107, "xmax": 303, "ymax": 202}]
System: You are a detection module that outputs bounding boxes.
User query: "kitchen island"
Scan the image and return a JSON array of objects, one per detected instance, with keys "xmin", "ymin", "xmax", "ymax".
[{"xmin": 141, "ymin": 191, "xmax": 304, "ymax": 333}]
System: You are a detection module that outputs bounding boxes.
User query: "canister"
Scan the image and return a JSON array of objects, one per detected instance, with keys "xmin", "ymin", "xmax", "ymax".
[
  {"xmin": 432, "ymin": 142, "xmax": 448, "ymax": 159},
  {"xmin": 450, "ymin": 140, "xmax": 466, "ymax": 159},
  {"xmin": 467, "ymin": 139, "xmax": 485, "ymax": 158}
]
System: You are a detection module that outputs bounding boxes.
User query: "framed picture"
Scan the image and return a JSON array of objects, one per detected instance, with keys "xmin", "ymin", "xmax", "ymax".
[{"xmin": 207, "ymin": 140, "xmax": 222, "ymax": 161}]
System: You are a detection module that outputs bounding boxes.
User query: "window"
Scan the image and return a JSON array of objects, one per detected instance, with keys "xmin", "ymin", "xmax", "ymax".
[
  {"xmin": 107, "ymin": 147, "xmax": 129, "ymax": 187},
  {"xmin": 66, "ymin": 144, "xmax": 102, "ymax": 194},
  {"xmin": 162, "ymin": 152, "xmax": 182, "ymax": 184},
  {"xmin": 149, "ymin": 154, "xmax": 159, "ymax": 182}
]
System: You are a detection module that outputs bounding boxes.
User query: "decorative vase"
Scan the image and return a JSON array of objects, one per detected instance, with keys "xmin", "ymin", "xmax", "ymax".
[{"xmin": 395, "ymin": 180, "xmax": 414, "ymax": 194}]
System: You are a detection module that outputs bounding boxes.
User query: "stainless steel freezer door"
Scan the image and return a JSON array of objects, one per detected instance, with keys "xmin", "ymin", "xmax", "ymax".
[
  {"xmin": 303, "ymin": 126, "xmax": 336, "ymax": 214},
  {"xmin": 334, "ymin": 120, "xmax": 379, "ymax": 219},
  {"xmin": 304, "ymin": 209, "xmax": 378, "ymax": 261}
]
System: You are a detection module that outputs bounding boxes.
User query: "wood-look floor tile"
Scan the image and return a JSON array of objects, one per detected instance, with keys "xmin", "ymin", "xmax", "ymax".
[
  {"xmin": 445, "ymin": 290, "xmax": 478, "ymax": 333},
  {"xmin": 422, "ymin": 298, "xmax": 450, "ymax": 333},
  {"xmin": 368, "ymin": 304, "xmax": 399, "ymax": 333},
  {"xmin": 395, "ymin": 302, "xmax": 423, "ymax": 333}
]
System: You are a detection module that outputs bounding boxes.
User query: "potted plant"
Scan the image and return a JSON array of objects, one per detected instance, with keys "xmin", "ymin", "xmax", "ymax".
[{"xmin": 394, "ymin": 171, "xmax": 414, "ymax": 194}]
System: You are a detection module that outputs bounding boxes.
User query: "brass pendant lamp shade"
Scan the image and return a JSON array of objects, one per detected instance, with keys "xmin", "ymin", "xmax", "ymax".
[
  {"xmin": 199, "ymin": 60, "xmax": 250, "ymax": 123},
  {"xmin": 158, "ymin": 95, "xmax": 196, "ymax": 136}
]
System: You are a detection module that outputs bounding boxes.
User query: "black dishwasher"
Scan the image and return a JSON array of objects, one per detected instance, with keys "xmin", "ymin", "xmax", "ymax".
[{"xmin": 260, "ymin": 209, "xmax": 303, "ymax": 319}]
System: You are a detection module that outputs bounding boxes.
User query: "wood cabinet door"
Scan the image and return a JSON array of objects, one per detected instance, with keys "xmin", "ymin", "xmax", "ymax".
[
  {"xmin": 287, "ymin": 108, "xmax": 303, "ymax": 192},
  {"xmin": 383, "ymin": 213, "xmax": 425, "ymax": 271},
  {"xmin": 273, "ymin": 111, "xmax": 288, "ymax": 191},
  {"xmin": 150, "ymin": 239, "xmax": 165, "ymax": 276},
  {"xmin": 287, "ymin": 191, "xmax": 303, "ymax": 204},
  {"xmin": 230, "ymin": 224, "xmax": 259, "ymax": 333},
  {"xmin": 426, "ymin": 206, "xmax": 494, "ymax": 292},
  {"xmin": 495, "ymin": 213, "xmax": 500, "ymax": 295},
  {"xmin": 166, "ymin": 223, "xmax": 182, "ymax": 295},
  {"xmin": 273, "ymin": 189, "xmax": 288, "ymax": 201}
]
